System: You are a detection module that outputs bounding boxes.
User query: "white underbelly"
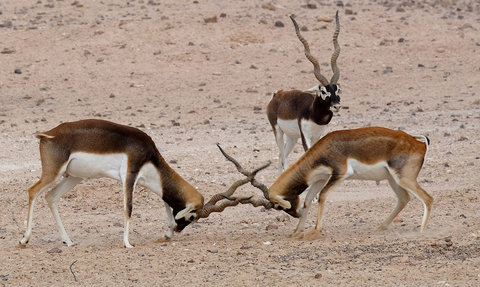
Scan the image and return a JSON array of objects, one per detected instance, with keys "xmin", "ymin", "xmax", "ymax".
[
  {"xmin": 66, "ymin": 152, "xmax": 128, "ymax": 180},
  {"xmin": 300, "ymin": 120, "xmax": 326, "ymax": 141},
  {"xmin": 277, "ymin": 119, "xmax": 301, "ymax": 138},
  {"xmin": 344, "ymin": 158, "xmax": 389, "ymax": 182}
]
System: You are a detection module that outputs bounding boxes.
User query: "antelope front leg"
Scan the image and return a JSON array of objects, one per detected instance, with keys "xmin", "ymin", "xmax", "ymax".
[
  {"xmin": 290, "ymin": 181, "xmax": 324, "ymax": 238},
  {"xmin": 163, "ymin": 203, "xmax": 175, "ymax": 240}
]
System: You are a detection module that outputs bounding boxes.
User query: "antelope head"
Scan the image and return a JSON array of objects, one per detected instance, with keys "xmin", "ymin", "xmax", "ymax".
[{"xmin": 290, "ymin": 11, "xmax": 342, "ymax": 112}]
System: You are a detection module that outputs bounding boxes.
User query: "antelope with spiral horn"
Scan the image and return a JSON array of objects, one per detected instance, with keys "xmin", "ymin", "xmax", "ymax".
[
  {"xmin": 267, "ymin": 11, "xmax": 342, "ymax": 174},
  {"xmin": 235, "ymin": 127, "xmax": 433, "ymax": 239},
  {"xmin": 20, "ymin": 119, "xmax": 272, "ymax": 248}
]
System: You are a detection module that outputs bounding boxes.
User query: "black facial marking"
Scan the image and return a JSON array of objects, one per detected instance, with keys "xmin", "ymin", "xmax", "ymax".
[
  {"xmin": 174, "ymin": 217, "xmax": 190, "ymax": 232},
  {"xmin": 325, "ymin": 84, "xmax": 341, "ymax": 105}
]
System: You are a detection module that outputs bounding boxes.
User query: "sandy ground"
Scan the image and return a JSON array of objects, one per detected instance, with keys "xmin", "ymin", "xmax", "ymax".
[{"xmin": 1, "ymin": 0, "xmax": 479, "ymax": 286}]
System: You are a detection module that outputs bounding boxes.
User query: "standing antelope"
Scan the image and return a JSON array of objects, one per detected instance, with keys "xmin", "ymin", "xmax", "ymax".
[
  {"xmin": 267, "ymin": 12, "xmax": 342, "ymax": 174},
  {"xmin": 236, "ymin": 127, "xmax": 433, "ymax": 239},
  {"xmin": 20, "ymin": 119, "xmax": 269, "ymax": 248}
]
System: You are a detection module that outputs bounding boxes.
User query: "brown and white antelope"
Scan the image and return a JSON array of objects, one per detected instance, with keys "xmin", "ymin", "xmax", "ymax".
[
  {"xmin": 267, "ymin": 12, "xmax": 342, "ymax": 174},
  {"xmin": 235, "ymin": 127, "xmax": 433, "ymax": 239},
  {"xmin": 20, "ymin": 119, "xmax": 269, "ymax": 248}
]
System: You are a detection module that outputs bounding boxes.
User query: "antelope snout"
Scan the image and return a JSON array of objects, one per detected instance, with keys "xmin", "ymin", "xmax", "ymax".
[{"xmin": 331, "ymin": 103, "xmax": 341, "ymax": 112}]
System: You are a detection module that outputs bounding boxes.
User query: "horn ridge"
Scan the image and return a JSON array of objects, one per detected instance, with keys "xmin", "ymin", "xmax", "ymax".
[
  {"xmin": 330, "ymin": 10, "xmax": 341, "ymax": 84},
  {"xmin": 290, "ymin": 15, "xmax": 329, "ymax": 87}
]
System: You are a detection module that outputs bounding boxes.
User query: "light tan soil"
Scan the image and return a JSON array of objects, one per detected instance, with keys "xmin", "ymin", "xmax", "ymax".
[{"xmin": 1, "ymin": 0, "xmax": 479, "ymax": 286}]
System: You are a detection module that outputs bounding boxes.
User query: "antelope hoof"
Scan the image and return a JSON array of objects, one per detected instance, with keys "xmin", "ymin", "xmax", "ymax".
[
  {"xmin": 19, "ymin": 235, "xmax": 30, "ymax": 245},
  {"xmin": 124, "ymin": 242, "xmax": 135, "ymax": 248},
  {"xmin": 378, "ymin": 224, "xmax": 388, "ymax": 231},
  {"xmin": 62, "ymin": 240, "xmax": 74, "ymax": 247}
]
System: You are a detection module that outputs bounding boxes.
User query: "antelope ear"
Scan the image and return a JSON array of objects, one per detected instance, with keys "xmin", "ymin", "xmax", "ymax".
[
  {"xmin": 175, "ymin": 203, "xmax": 194, "ymax": 220},
  {"xmin": 273, "ymin": 195, "xmax": 292, "ymax": 210}
]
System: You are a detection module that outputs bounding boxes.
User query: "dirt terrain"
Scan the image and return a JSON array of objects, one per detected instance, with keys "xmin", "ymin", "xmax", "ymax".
[{"xmin": 1, "ymin": 0, "xmax": 479, "ymax": 286}]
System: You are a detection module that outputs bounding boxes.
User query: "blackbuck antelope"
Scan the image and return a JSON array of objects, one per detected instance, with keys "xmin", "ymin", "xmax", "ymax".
[
  {"xmin": 20, "ymin": 119, "xmax": 271, "ymax": 248},
  {"xmin": 232, "ymin": 127, "xmax": 433, "ymax": 239},
  {"xmin": 268, "ymin": 12, "xmax": 342, "ymax": 174}
]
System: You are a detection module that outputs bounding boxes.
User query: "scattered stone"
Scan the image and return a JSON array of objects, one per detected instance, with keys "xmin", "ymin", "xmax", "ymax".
[
  {"xmin": 398, "ymin": 37, "xmax": 405, "ymax": 43},
  {"xmin": 1, "ymin": 48, "xmax": 15, "ymax": 54},
  {"xmin": 383, "ymin": 67, "xmax": 393, "ymax": 74},
  {"xmin": 204, "ymin": 16, "xmax": 217, "ymax": 23},
  {"xmin": 169, "ymin": 159, "xmax": 177, "ymax": 164},
  {"xmin": 315, "ymin": 273, "xmax": 323, "ymax": 279},
  {"xmin": 345, "ymin": 9, "xmax": 354, "ymax": 15},
  {"xmin": 336, "ymin": 1, "xmax": 344, "ymax": 7},
  {"xmin": 261, "ymin": 3, "xmax": 276, "ymax": 11},
  {"xmin": 0, "ymin": 21, "xmax": 13, "ymax": 28},
  {"xmin": 219, "ymin": 13, "xmax": 227, "ymax": 18},
  {"xmin": 274, "ymin": 21, "xmax": 284, "ymax": 27},
  {"xmin": 317, "ymin": 17, "xmax": 333, "ymax": 23},
  {"xmin": 445, "ymin": 237, "xmax": 453, "ymax": 247},
  {"xmin": 14, "ymin": 69, "xmax": 22, "ymax": 74},
  {"xmin": 300, "ymin": 25, "xmax": 308, "ymax": 32},
  {"xmin": 240, "ymin": 245, "xmax": 253, "ymax": 250},
  {"xmin": 47, "ymin": 247, "xmax": 62, "ymax": 254},
  {"xmin": 265, "ymin": 224, "xmax": 278, "ymax": 231},
  {"xmin": 249, "ymin": 64, "xmax": 258, "ymax": 69},
  {"xmin": 418, "ymin": 63, "xmax": 425, "ymax": 68},
  {"xmin": 302, "ymin": 3, "xmax": 317, "ymax": 9},
  {"xmin": 153, "ymin": 50, "xmax": 161, "ymax": 55},
  {"xmin": 460, "ymin": 214, "xmax": 467, "ymax": 219},
  {"xmin": 379, "ymin": 38, "xmax": 393, "ymax": 46},
  {"xmin": 207, "ymin": 247, "xmax": 218, "ymax": 253}
]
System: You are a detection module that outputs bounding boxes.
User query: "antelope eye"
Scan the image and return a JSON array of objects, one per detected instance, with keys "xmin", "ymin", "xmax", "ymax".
[{"xmin": 189, "ymin": 215, "xmax": 195, "ymax": 221}]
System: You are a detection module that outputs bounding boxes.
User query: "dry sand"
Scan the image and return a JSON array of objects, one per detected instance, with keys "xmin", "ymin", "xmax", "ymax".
[{"xmin": 1, "ymin": 0, "xmax": 479, "ymax": 286}]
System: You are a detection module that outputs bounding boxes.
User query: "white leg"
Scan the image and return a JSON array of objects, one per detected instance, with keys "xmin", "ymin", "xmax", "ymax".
[
  {"xmin": 20, "ymin": 170, "xmax": 67, "ymax": 245},
  {"xmin": 44, "ymin": 176, "xmax": 83, "ymax": 246},
  {"xmin": 121, "ymin": 169, "xmax": 136, "ymax": 248},
  {"xmin": 379, "ymin": 177, "xmax": 410, "ymax": 230},
  {"xmin": 20, "ymin": 192, "xmax": 42, "ymax": 245},
  {"xmin": 164, "ymin": 203, "xmax": 175, "ymax": 239},
  {"xmin": 292, "ymin": 179, "xmax": 327, "ymax": 234},
  {"xmin": 274, "ymin": 126, "xmax": 285, "ymax": 175},
  {"xmin": 282, "ymin": 136, "xmax": 297, "ymax": 172}
]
